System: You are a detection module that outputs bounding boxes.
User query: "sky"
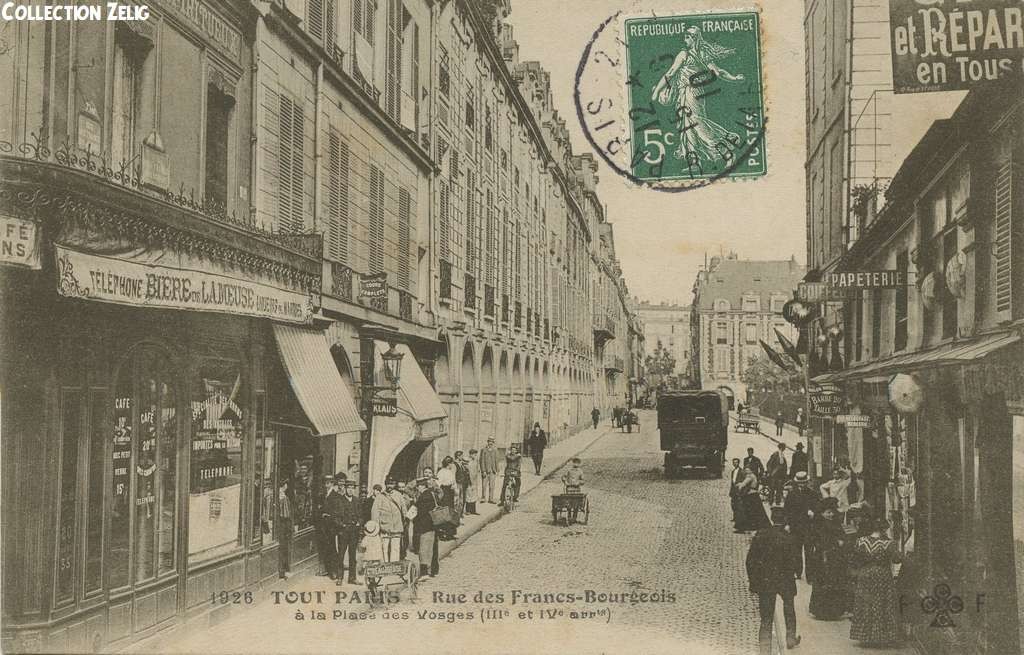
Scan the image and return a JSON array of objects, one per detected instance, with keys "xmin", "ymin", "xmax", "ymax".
[{"xmin": 507, "ymin": 0, "xmax": 964, "ymax": 306}]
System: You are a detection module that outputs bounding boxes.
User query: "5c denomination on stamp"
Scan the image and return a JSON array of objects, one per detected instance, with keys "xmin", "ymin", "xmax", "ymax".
[{"xmin": 624, "ymin": 10, "xmax": 766, "ymax": 185}]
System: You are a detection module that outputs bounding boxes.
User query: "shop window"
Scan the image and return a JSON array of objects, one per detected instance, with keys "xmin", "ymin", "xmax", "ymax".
[
  {"xmin": 109, "ymin": 347, "xmax": 178, "ymax": 590},
  {"xmin": 83, "ymin": 390, "xmax": 107, "ymax": 595},
  {"xmin": 189, "ymin": 358, "xmax": 244, "ymax": 564},
  {"xmin": 204, "ymin": 83, "xmax": 233, "ymax": 211},
  {"xmin": 252, "ymin": 393, "xmax": 278, "ymax": 547},
  {"xmin": 55, "ymin": 389, "xmax": 83, "ymax": 606}
]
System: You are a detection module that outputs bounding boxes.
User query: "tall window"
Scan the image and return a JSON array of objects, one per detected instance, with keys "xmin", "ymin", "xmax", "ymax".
[
  {"xmin": 744, "ymin": 323, "xmax": 758, "ymax": 345},
  {"xmin": 871, "ymin": 289, "xmax": 882, "ymax": 358},
  {"xmin": 994, "ymin": 156, "xmax": 1014, "ymax": 315},
  {"xmin": 189, "ymin": 359, "xmax": 244, "ymax": 563},
  {"xmin": 942, "ymin": 230, "xmax": 959, "ymax": 339},
  {"xmin": 111, "ymin": 25, "xmax": 151, "ymax": 164},
  {"xmin": 326, "ymin": 130, "xmax": 350, "ymax": 264},
  {"xmin": 439, "ymin": 178, "xmax": 451, "ymax": 262},
  {"xmin": 204, "ymin": 83, "xmax": 233, "ymax": 210},
  {"xmin": 895, "ymin": 250, "xmax": 909, "ymax": 351},
  {"xmin": 384, "ymin": 0, "xmax": 402, "ymax": 121},
  {"xmin": 306, "ymin": 0, "xmax": 336, "ymax": 48},
  {"xmin": 369, "ymin": 164, "xmax": 385, "ymax": 274},
  {"xmin": 398, "ymin": 187, "xmax": 411, "ymax": 290},
  {"xmin": 109, "ymin": 347, "xmax": 178, "ymax": 589},
  {"xmin": 485, "ymin": 189, "xmax": 496, "ymax": 286},
  {"xmin": 353, "ymin": 0, "xmax": 375, "ymax": 44},
  {"xmin": 715, "ymin": 321, "xmax": 729, "ymax": 344},
  {"xmin": 466, "ymin": 170, "xmax": 477, "ymax": 275},
  {"xmin": 278, "ymin": 94, "xmax": 305, "ymax": 233}
]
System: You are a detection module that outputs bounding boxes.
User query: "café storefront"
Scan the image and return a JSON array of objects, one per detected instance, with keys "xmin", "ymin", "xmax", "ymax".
[{"xmin": 0, "ymin": 159, "xmax": 325, "ymax": 652}]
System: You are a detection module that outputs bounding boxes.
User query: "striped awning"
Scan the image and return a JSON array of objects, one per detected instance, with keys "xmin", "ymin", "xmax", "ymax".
[
  {"xmin": 376, "ymin": 341, "xmax": 446, "ymax": 422},
  {"xmin": 273, "ymin": 324, "xmax": 366, "ymax": 437},
  {"xmin": 812, "ymin": 331, "xmax": 1020, "ymax": 384}
]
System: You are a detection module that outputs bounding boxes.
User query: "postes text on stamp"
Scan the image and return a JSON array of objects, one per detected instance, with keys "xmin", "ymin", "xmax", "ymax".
[{"xmin": 624, "ymin": 10, "xmax": 766, "ymax": 184}]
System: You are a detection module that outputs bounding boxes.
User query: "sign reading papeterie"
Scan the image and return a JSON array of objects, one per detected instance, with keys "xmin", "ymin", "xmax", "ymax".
[
  {"xmin": 889, "ymin": 0, "xmax": 1024, "ymax": 94},
  {"xmin": 827, "ymin": 270, "xmax": 909, "ymax": 289},
  {"xmin": 0, "ymin": 215, "xmax": 42, "ymax": 270},
  {"xmin": 55, "ymin": 245, "xmax": 314, "ymax": 324}
]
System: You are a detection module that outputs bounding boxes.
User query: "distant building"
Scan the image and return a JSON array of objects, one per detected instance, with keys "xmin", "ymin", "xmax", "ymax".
[
  {"xmin": 690, "ymin": 255, "xmax": 805, "ymax": 407},
  {"xmin": 635, "ymin": 300, "xmax": 692, "ymax": 382}
]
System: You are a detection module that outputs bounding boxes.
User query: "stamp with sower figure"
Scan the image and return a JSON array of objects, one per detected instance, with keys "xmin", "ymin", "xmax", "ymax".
[{"xmin": 624, "ymin": 10, "xmax": 767, "ymax": 184}]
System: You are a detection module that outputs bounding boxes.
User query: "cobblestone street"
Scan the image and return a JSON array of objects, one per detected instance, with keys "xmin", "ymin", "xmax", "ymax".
[{"xmin": 139, "ymin": 411, "xmax": 800, "ymax": 655}]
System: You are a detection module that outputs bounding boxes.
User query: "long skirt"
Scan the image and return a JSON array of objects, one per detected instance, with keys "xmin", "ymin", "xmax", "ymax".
[
  {"xmin": 850, "ymin": 564, "xmax": 898, "ymax": 644},
  {"xmin": 736, "ymin": 494, "xmax": 769, "ymax": 531}
]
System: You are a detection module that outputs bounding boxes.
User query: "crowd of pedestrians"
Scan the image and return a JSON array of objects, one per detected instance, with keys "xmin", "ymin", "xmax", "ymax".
[
  {"xmin": 735, "ymin": 440, "xmax": 904, "ymax": 654},
  {"xmin": 278, "ymin": 422, "xmax": 560, "ymax": 587}
]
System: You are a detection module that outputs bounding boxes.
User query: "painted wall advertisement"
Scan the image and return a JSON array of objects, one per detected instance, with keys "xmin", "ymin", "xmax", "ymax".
[
  {"xmin": 1, "ymin": 215, "xmax": 42, "ymax": 270},
  {"xmin": 889, "ymin": 0, "xmax": 1024, "ymax": 94},
  {"xmin": 55, "ymin": 244, "xmax": 315, "ymax": 324}
]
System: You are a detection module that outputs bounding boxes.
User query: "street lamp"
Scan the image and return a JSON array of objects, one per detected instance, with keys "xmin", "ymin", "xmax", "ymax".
[{"xmin": 380, "ymin": 342, "xmax": 404, "ymax": 388}]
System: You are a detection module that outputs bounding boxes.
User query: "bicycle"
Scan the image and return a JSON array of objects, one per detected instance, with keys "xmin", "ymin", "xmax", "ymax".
[{"xmin": 502, "ymin": 473, "xmax": 521, "ymax": 513}]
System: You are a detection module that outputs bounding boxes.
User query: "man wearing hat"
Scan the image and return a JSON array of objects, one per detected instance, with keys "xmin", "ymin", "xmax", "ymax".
[
  {"xmin": 784, "ymin": 471, "xmax": 819, "ymax": 580},
  {"xmin": 479, "ymin": 438, "xmax": 500, "ymax": 504},
  {"xmin": 766, "ymin": 442, "xmax": 789, "ymax": 505},
  {"xmin": 790, "ymin": 442, "xmax": 808, "ymax": 479},
  {"xmin": 316, "ymin": 473, "xmax": 339, "ymax": 577},
  {"xmin": 412, "ymin": 477, "xmax": 441, "ymax": 578},
  {"xmin": 372, "ymin": 478, "xmax": 406, "ymax": 562},
  {"xmin": 746, "ymin": 505, "xmax": 802, "ymax": 653},
  {"xmin": 327, "ymin": 477, "xmax": 362, "ymax": 585}
]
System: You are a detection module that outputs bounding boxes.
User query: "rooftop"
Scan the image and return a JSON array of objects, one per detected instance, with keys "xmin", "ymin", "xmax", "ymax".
[{"xmin": 694, "ymin": 256, "xmax": 805, "ymax": 311}]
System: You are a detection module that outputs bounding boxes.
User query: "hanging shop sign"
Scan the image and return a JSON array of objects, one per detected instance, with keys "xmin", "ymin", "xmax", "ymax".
[
  {"xmin": 888, "ymin": 0, "xmax": 1024, "ymax": 94},
  {"xmin": 54, "ymin": 244, "xmax": 315, "ymax": 324},
  {"xmin": 0, "ymin": 215, "xmax": 42, "ymax": 270},
  {"xmin": 810, "ymin": 383, "xmax": 843, "ymax": 416},
  {"xmin": 836, "ymin": 414, "xmax": 874, "ymax": 428},
  {"xmin": 372, "ymin": 397, "xmax": 398, "ymax": 417},
  {"xmin": 359, "ymin": 272, "xmax": 388, "ymax": 299}
]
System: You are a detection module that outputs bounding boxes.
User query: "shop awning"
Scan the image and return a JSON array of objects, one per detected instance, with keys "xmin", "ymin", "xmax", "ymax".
[
  {"xmin": 273, "ymin": 324, "xmax": 366, "ymax": 436},
  {"xmin": 376, "ymin": 341, "xmax": 446, "ymax": 422},
  {"xmin": 812, "ymin": 330, "xmax": 1021, "ymax": 384}
]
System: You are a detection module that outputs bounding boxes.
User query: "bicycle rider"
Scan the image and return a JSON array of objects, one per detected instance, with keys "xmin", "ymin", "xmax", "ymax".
[{"xmin": 500, "ymin": 444, "xmax": 523, "ymax": 506}]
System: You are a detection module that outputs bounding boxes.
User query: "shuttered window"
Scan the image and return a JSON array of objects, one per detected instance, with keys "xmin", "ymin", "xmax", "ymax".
[
  {"xmin": 439, "ymin": 180, "xmax": 451, "ymax": 261},
  {"xmin": 326, "ymin": 130, "xmax": 349, "ymax": 264},
  {"xmin": 354, "ymin": 0, "xmax": 374, "ymax": 44},
  {"xmin": 485, "ymin": 189, "xmax": 496, "ymax": 286},
  {"xmin": 398, "ymin": 187, "xmax": 411, "ymax": 290},
  {"xmin": 466, "ymin": 170, "xmax": 476, "ymax": 274},
  {"xmin": 501, "ymin": 210, "xmax": 510, "ymax": 296},
  {"xmin": 994, "ymin": 159, "xmax": 1013, "ymax": 314},
  {"xmin": 384, "ymin": 0, "xmax": 402, "ymax": 121},
  {"xmin": 278, "ymin": 94, "xmax": 304, "ymax": 234},
  {"xmin": 307, "ymin": 0, "xmax": 336, "ymax": 46},
  {"xmin": 369, "ymin": 165, "xmax": 385, "ymax": 274}
]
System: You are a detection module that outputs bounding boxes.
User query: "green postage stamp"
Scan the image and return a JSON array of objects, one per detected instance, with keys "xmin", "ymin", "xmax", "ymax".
[{"xmin": 624, "ymin": 10, "xmax": 766, "ymax": 185}]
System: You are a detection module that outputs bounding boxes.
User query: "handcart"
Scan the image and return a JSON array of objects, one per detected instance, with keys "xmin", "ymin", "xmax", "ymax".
[{"xmin": 551, "ymin": 485, "xmax": 589, "ymax": 526}]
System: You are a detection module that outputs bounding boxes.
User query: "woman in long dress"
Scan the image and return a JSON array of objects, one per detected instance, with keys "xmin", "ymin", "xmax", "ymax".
[
  {"xmin": 809, "ymin": 498, "xmax": 850, "ymax": 620},
  {"xmin": 850, "ymin": 515, "xmax": 902, "ymax": 645},
  {"xmin": 650, "ymin": 25, "xmax": 745, "ymax": 165},
  {"xmin": 735, "ymin": 467, "xmax": 769, "ymax": 532}
]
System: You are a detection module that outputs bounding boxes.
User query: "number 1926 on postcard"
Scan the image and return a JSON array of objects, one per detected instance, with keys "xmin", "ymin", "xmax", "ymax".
[{"xmin": 624, "ymin": 10, "xmax": 767, "ymax": 184}]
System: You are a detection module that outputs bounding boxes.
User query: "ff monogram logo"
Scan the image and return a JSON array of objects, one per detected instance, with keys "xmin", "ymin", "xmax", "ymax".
[{"xmin": 921, "ymin": 584, "xmax": 965, "ymax": 628}]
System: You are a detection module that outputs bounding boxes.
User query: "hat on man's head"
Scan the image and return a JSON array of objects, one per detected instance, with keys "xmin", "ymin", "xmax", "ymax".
[
  {"xmin": 334, "ymin": 473, "xmax": 348, "ymax": 482},
  {"xmin": 372, "ymin": 484, "xmax": 383, "ymax": 492},
  {"xmin": 415, "ymin": 477, "xmax": 428, "ymax": 486},
  {"xmin": 793, "ymin": 471, "xmax": 809, "ymax": 483},
  {"xmin": 487, "ymin": 437, "xmax": 495, "ymax": 443}
]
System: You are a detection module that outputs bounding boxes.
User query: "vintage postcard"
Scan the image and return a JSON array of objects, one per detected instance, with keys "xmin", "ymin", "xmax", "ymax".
[{"xmin": 1, "ymin": 0, "xmax": 1022, "ymax": 654}]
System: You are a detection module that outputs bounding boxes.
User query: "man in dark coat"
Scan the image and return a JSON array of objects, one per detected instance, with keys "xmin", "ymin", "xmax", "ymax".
[
  {"xmin": 591, "ymin": 407, "xmax": 600, "ymax": 429},
  {"xmin": 327, "ymin": 477, "xmax": 362, "ymax": 584},
  {"xmin": 413, "ymin": 477, "xmax": 442, "ymax": 578},
  {"xmin": 746, "ymin": 506, "xmax": 802, "ymax": 653},
  {"xmin": 765, "ymin": 443, "xmax": 789, "ymax": 505},
  {"xmin": 527, "ymin": 423, "xmax": 547, "ymax": 475},
  {"xmin": 744, "ymin": 447, "xmax": 765, "ymax": 480},
  {"xmin": 784, "ymin": 471, "xmax": 819, "ymax": 580},
  {"xmin": 316, "ymin": 474, "xmax": 338, "ymax": 578},
  {"xmin": 728, "ymin": 457, "xmax": 744, "ymax": 527},
  {"xmin": 789, "ymin": 442, "xmax": 808, "ymax": 479}
]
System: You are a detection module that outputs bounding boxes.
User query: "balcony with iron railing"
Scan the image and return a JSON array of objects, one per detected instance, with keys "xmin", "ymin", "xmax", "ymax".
[
  {"xmin": 605, "ymin": 355, "xmax": 625, "ymax": 373},
  {"xmin": 593, "ymin": 311, "xmax": 616, "ymax": 343},
  {"xmin": 327, "ymin": 261, "xmax": 423, "ymax": 325}
]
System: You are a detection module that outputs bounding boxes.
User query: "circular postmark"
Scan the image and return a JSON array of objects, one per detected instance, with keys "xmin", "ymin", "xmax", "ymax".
[{"xmin": 574, "ymin": 8, "xmax": 768, "ymax": 193}]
